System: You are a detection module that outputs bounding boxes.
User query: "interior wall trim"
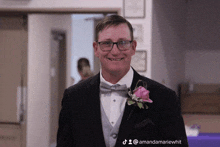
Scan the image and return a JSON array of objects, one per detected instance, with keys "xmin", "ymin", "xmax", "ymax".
[{"xmin": 0, "ymin": 8, "xmax": 121, "ymax": 15}]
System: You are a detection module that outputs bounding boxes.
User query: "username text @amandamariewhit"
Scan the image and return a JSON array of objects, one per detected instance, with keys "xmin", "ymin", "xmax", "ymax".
[{"xmin": 122, "ymin": 139, "xmax": 182, "ymax": 145}]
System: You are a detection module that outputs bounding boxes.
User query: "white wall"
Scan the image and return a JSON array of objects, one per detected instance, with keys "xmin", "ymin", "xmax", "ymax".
[
  {"xmin": 151, "ymin": 0, "xmax": 187, "ymax": 92},
  {"xmin": 186, "ymin": 0, "xmax": 220, "ymax": 51},
  {"xmin": 0, "ymin": 0, "xmax": 122, "ymax": 9},
  {"xmin": 27, "ymin": 14, "xmax": 72, "ymax": 147},
  {"xmin": 131, "ymin": 0, "xmax": 153, "ymax": 79},
  {"xmin": 185, "ymin": 0, "xmax": 220, "ymax": 84},
  {"xmin": 183, "ymin": 0, "xmax": 220, "ymax": 133},
  {"xmin": 185, "ymin": 50, "xmax": 220, "ymax": 84}
]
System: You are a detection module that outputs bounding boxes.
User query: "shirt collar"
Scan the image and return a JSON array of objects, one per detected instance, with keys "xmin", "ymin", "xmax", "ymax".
[{"xmin": 100, "ymin": 67, "xmax": 134, "ymax": 88}]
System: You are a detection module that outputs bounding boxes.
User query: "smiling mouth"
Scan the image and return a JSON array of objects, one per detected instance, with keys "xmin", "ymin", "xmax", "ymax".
[{"xmin": 108, "ymin": 58, "xmax": 124, "ymax": 61}]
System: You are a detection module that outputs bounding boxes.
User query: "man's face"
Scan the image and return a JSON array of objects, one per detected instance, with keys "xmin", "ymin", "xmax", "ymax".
[{"xmin": 93, "ymin": 23, "xmax": 136, "ymax": 76}]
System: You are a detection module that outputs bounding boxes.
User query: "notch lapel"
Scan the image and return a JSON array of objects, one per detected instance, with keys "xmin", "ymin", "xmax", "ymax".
[
  {"xmin": 115, "ymin": 70, "xmax": 143, "ymax": 146},
  {"xmin": 86, "ymin": 74, "xmax": 106, "ymax": 147}
]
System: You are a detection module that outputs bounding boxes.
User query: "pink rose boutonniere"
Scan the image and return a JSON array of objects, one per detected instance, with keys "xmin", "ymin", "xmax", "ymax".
[{"xmin": 127, "ymin": 80, "xmax": 153, "ymax": 109}]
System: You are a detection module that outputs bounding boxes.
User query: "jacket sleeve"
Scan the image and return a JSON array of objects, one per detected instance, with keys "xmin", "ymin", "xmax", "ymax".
[
  {"xmin": 158, "ymin": 90, "xmax": 188, "ymax": 147},
  {"xmin": 56, "ymin": 89, "xmax": 74, "ymax": 147}
]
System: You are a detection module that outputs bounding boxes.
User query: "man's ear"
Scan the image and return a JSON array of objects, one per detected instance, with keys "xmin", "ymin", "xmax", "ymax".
[
  {"xmin": 93, "ymin": 41, "xmax": 99, "ymax": 57},
  {"xmin": 131, "ymin": 40, "xmax": 137, "ymax": 56}
]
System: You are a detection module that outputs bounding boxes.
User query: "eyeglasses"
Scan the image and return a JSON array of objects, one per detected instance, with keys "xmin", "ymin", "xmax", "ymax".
[{"xmin": 97, "ymin": 40, "xmax": 133, "ymax": 51}]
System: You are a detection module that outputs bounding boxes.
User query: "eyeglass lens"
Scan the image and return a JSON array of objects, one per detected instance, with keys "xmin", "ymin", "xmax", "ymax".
[{"xmin": 99, "ymin": 41, "xmax": 132, "ymax": 51}]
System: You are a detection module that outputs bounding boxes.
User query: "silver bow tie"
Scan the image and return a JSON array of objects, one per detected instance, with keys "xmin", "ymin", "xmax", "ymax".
[{"xmin": 100, "ymin": 82, "xmax": 128, "ymax": 97}]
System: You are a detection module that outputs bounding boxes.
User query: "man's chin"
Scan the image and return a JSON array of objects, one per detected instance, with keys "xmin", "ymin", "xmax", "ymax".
[
  {"xmin": 108, "ymin": 67, "xmax": 129, "ymax": 75},
  {"xmin": 109, "ymin": 69, "xmax": 121, "ymax": 74}
]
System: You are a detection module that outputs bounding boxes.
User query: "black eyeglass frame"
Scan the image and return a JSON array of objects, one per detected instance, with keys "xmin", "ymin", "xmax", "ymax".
[{"xmin": 97, "ymin": 40, "xmax": 133, "ymax": 51}]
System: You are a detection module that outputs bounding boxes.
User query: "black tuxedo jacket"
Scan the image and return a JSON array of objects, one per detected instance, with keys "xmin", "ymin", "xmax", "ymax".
[{"xmin": 57, "ymin": 70, "xmax": 188, "ymax": 147}]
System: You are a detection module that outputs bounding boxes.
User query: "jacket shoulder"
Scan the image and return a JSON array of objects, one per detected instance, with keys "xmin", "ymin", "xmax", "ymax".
[
  {"xmin": 139, "ymin": 75, "xmax": 174, "ymax": 93},
  {"xmin": 138, "ymin": 75, "xmax": 179, "ymax": 108},
  {"xmin": 66, "ymin": 74, "xmax": 100, "ymax": 93}
]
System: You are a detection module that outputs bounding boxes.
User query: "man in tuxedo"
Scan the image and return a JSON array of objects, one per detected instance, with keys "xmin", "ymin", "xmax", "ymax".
[{"xmin": 56, "ymin": 15, "xmax": 188, "ymax": 147}]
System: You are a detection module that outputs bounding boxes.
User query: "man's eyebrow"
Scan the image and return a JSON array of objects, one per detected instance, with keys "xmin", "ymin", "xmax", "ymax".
[
  {"xmin": 118, "ymin": 38, "xmax": 130, "ymax": 41},
  {"xmin": 99, "ymin": 39, "xmax": 112, "ymax": 42},
  {"xmin": 100, "ymin": 38, "xmax": 130, "ymax": 42}
]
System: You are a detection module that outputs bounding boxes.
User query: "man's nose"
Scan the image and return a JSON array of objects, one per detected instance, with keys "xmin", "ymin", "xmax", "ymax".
[{"xmin": 110, "ymin": 43, "xmax": 121, "ymax": 54}]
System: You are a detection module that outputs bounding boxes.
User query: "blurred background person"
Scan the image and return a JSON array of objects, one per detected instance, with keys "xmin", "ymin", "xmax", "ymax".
[
  {"xmin": 77, "ymin": 58, "xmax": 94, "ymax": 83},
  {"xmin": 71, "ymin": 77, "xmax": 75, "ymax": 85}
]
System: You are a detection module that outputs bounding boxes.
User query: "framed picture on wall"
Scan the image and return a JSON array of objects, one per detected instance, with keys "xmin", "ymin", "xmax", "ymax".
[
  {"xmin": 123, "ymin": 0, "xmax": 146, "ymax": 18},
  {"xmin": 132, "ymin": 24, "xmax": 143, "ymax": 44},
  {"xmin": 131, "ymin": 50, "xmax": 147, "ymax": 72}
]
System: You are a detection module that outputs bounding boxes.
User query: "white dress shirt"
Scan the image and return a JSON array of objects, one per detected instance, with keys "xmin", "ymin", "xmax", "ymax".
[{"xmin": 100, "ymin": 67, "xmax": 134, "ymax": 126}]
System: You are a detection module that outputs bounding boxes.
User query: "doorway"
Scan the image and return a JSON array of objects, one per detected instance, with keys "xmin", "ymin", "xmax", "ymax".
[
  {"xmin": 50, "ymin": 30, "xmax": 67, "ymax": 146},
  {"xmin": 0, "ymin": 15, "xmax": 27, "ymax": 147}
]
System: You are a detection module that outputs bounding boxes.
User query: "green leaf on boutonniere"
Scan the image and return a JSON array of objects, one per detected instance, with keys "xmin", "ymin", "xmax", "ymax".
[
  {"xmin": 137, "ymin": 102, "xmax": 144, "ymax": 109},
  {"xmin": 127, "ymin": 99, "xmax": 135, "ymax": 105},
  {"xmin": 144, "ymin": 104, "xmax": 149, "ymax": 109}
]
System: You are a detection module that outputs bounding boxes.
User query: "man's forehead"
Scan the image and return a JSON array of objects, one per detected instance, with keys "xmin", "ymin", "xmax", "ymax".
[{"xmin": 98, "ymin": 24, "xmax": 131, "ymax": 40}]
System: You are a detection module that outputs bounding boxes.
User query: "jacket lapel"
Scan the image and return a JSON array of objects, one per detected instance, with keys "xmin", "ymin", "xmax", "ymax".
[
  {"xmin": 86, "ymin": 74, "xmax": 106, "ymax": 147},
  {"xmin": 115, "ymin": 70, "xmax": 143, "ymax": 146}
]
